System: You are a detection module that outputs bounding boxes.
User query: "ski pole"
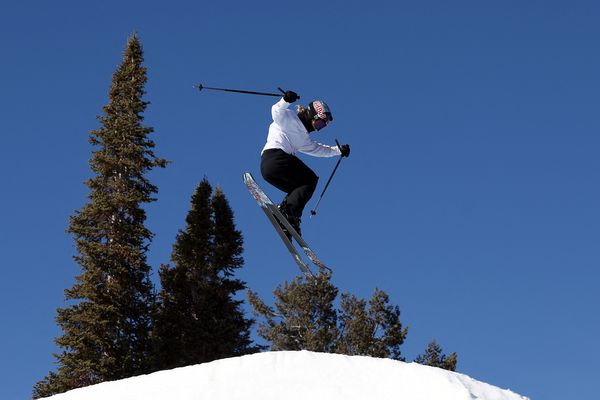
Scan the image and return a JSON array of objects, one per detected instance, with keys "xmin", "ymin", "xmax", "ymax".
[
  {"xmin": 310, "ymin": 139, "xmax": 344, "ymax": 217},
  {"xmin": 195, "ymin": 84, "xmax": 295, "ymax": 98}
]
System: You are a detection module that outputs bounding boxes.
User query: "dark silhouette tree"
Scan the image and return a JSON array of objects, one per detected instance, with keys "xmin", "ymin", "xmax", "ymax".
[{"xmin": 152, "ymin": 179, "xmax": 256, "ymax": 370}]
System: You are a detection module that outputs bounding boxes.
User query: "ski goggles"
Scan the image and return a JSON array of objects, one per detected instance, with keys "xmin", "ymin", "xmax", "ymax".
[{"xmin": 313, "ymin": 117, "xmax": 330, "ymax": 131}]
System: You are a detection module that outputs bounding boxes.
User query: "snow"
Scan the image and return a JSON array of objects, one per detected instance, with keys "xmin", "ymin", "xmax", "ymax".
[{"xmin": 42, "ymin": 350, "xmax": 529, "ymax": 400}]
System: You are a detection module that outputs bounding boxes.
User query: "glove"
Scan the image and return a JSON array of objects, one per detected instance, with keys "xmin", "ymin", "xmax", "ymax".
[
  {"xmin": 340, "ymin": 144, "xmax": 350, "ymax": 158},
  {"xmin": 283, "ymin": 90, "xmax": 299, "ymax": 103}
]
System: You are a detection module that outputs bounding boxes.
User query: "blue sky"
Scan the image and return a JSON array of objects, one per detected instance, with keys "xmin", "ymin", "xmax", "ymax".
[{"xmin": 1, "ymin": 1, "xmax": 598, "ymax": 399}]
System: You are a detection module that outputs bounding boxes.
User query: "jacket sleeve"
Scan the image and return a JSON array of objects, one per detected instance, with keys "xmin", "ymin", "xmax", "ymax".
[
  {"xmin": 271, "ymin": 98, "xmax": 292, "ymax": 127},
  {"xmin": 297, "ymin": 138, "xmax": 342, "ymax": 158}
]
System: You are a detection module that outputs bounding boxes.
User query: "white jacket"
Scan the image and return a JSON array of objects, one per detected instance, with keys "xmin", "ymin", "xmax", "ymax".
[{"xmin": 261, "ymin": 98, "xmax": 341, "ymax": 157}]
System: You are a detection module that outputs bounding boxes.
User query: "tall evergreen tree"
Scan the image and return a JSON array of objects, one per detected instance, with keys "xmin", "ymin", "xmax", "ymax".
[
  {"xmin": 248, "ymin": 273, "xmax": 407, "ymax": 359},
  {"xmin": 34, "ymin": 34, "xmax": 167, "ymax": 399},
  {"xmin": 414, "ymin": 340, "xmax": 458, "ymax": 371},
  {"xmin": 152, "ymin": 179, "xmax": 255, "ymax": 371}
]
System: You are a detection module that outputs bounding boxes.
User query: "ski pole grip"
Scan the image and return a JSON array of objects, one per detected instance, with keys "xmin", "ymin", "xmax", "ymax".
[{"xmin": 278, "ymin": 87, "xmax": 300, "ymax": 100}]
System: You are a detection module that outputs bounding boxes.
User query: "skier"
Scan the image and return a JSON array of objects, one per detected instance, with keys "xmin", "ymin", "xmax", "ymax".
[{"xmin": 260, "ymin": 90, "xmax": 350, "ymax": 237}]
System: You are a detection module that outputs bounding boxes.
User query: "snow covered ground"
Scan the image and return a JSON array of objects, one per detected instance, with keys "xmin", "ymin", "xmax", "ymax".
[{"xmin": 42, "ymin": 350, "xmax": 529, "ymax": 400}]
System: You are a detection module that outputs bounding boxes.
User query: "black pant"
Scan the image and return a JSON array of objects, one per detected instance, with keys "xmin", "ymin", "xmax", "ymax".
[{"xmin": 261, "ymin": 149, "xmax": 318, "ymax": 218}]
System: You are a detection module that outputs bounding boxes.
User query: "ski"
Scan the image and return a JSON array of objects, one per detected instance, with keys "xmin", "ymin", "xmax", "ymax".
[{"xmin": 243, "ymin": 172, "xmax": 331, "ymax": 277}]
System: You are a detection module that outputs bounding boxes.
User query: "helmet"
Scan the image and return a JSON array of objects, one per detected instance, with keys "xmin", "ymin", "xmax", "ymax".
[{"xmin": 308, "ymin": 100, "xmax": 333, "ymax": 122}]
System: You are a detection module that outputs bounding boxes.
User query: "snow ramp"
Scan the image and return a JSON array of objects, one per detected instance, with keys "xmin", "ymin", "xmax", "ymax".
[{"xmin": 42, "ymin": 350, "xmax": 529, "ymax": 400}]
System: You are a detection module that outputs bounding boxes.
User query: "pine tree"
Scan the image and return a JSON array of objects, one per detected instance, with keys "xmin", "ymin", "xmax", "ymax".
[
  {"xmin": 248, "ymin": 273, "xmax": 407, "ymax": 358},
  {"xmin": 337, "ymin": 289, "xmax": 407, "ymax": 360},
  {"xmin": 414, "ymin": 340, "xmax": 458, "ymax": 371},
  {"xmin": 248, "ymin": 271, "xmax": 339, "ymax": 352},
  {"xmin": 152, "ymin": 179, "xmax": 255, "ymax": 371},
  {"xmin": 33, "ymin": 34, "xmax": 167, "ymax": 399}
]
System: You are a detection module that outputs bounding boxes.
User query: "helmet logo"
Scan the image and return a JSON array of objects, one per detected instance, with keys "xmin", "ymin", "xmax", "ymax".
[{"xmin": 311, "ymin": 100, "xmax": 332, "ymax": 121}]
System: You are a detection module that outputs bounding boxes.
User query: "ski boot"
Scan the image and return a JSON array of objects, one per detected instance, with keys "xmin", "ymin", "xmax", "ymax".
[{"xmin": 277, "ymin": 201, "xmax": 301, "ymax": 240}]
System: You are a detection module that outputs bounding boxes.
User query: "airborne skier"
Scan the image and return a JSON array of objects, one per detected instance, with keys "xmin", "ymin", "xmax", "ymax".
[
  {"xmin": 260, "ymin": 90, "xmax": 350, "ymax": 237},
  {"xmin": 197, "ymin": 83, "xmax": 347, "ymax": 276}
]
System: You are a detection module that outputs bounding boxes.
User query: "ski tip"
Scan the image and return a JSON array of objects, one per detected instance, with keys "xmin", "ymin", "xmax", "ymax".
[{"xmin": 243, "ymin": 172, "xmax": 259, "ymax": 185}]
